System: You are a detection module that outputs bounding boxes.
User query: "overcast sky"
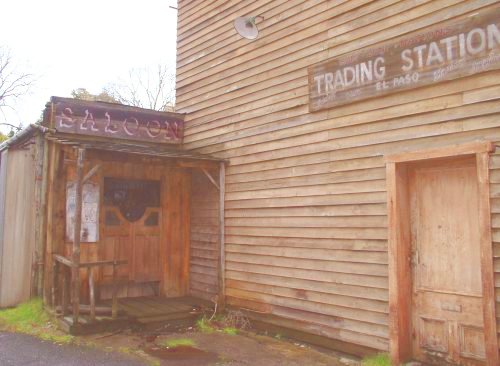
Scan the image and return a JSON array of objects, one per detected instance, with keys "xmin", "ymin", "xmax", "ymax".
[{"xmin": 0, "ymin": 0, "xmax": 178, "ymax": 131}]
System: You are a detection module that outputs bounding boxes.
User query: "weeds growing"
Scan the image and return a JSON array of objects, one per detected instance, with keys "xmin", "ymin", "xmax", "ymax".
[{"xmin": 196, "ymin": 317, "xmax": 216, "ymax": 334}]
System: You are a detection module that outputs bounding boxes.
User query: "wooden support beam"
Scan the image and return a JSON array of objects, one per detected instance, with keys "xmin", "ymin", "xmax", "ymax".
[
  {"xmin": 218, "ymin": 162, "xmax": 226, "ymax": 309},
  {"xmin": 177, "ymin": 159, "xmax": 220, "ymax": 169},
  {"xmin": 71, "ymin": 148, "xmax": 85, "ymax": 327},
  {"xmin": 387, "ymin": 162, "xmax": 412, "ymax": 364},
  {"xmin": 51, "ymin": 260, "xmax": 58, "ymax": 308},
  {"xmin": 202, "ymin": 168, "xmax": 219, "ymax": 190},
  {"xmin": 78, "ymin": 259, "xmax": 127, "ymax": 268},
  {"xmin": 88, "ymin": 268, "xmax": 95, "ymax": 322},
  {"xmin": 111, "ymin": 263, "xmax": 118, "ymax": 319},
  {"xmin": 53, "ymin": 254, "xmax": 74, "ymax": 268},
  {"xmin": 61, "ymin": 267, "xmax": 68, "ymax": 316},
  {"xmin": 43, "ymin": 142, "xmax": 64, "ymax": 305},
  {"xmin": 82, "ymin": 164, "xmax": 101, "ymax": 183}
]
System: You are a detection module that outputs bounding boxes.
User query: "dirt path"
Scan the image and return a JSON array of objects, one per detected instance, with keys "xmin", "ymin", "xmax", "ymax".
[{"xmin": 89, "ymin": 329, "xmax": 360, "ymax": 366}]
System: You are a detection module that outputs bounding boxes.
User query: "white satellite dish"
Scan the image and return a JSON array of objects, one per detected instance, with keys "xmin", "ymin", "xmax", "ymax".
[{"xmin": 234, "ymin": 16, "xmax": 263, "ymax": 40}]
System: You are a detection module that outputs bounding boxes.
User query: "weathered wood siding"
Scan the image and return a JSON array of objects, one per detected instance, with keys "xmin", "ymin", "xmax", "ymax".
[
  {"xmin": 0, "ymin": 147, "xmax": 36, "ymax": 307},
  {"xmin": 190, "ymin": 169, "xmax": 219, "ymax": 301},
  {"xmin": 176, "ymin": 0, "xmax": 500, "ymax": 352}
]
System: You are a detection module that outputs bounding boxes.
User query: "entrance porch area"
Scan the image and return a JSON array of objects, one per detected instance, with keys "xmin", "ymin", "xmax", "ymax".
[
  {"xmin": 43, "ymin": 123, "xmax": 225, "ymax": 335},
  {"xmin": 57, "ymin": 295, "xmax": 212, "ymax": 335}
]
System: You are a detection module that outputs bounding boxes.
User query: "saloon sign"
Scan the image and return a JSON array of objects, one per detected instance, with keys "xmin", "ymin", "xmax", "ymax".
[
  {"xmin": 52, "ymin": 97, "xmax": 184, "ymax": 144},
  {"xmin": 308, "ymin": 7, "xmax": 500, "ymax": 111}
]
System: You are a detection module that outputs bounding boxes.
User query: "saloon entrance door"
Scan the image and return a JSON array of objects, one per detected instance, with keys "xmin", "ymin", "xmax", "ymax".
[{"xmin": 101, "ymin": 178, "xmax": 162, "ymax": 293}]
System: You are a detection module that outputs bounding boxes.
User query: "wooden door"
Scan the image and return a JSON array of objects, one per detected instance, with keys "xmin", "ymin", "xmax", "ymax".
[
  {"xmin": 409, "ymin": 157, "xmax": 486, "ymax": 365},
  {"xmin": 101, "ymin": 178, "xmax": 162, "ymax": 288}
]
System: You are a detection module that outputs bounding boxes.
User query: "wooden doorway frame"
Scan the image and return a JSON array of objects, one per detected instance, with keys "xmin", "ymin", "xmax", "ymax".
[{"xmin": 385, "ymin": 141, "xmax": 498, "ymax": 365}]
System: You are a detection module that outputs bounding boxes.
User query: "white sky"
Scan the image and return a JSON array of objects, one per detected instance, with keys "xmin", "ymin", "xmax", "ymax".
[{"xmin": 0, "ymin": 0, "xmax": 178, "ymax": 131}]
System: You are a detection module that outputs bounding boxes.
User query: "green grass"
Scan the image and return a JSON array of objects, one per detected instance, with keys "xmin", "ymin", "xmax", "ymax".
[
  {"xmin": 0, "ymin": 298, "xmax": 49, "ymax": 331},
  {"xmin": 196, "ymin": 317, "xmax": 215, "ymax": 334},
  {"xmin": 362, "ymin": 353, "xmax": 391, "ymax": 366},
  {"xmin": 159, "ymin": 338, "xmax": 196, "ymax": 348},
  {"xmin": 222, "ymin": 327, "xmax": 238, "ymax": 335},
  {"xmin": 0, "ymin": 298, "xmax": 74, "ymax": 344}
]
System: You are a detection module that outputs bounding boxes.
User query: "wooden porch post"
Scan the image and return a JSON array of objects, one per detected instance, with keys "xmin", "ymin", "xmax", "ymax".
[
  {"xmin": 72, "ymin": 148, "xmax": 85, "ymax": 326},
  {"xmin": 218, "ymin": 161, "xmax": 226, "ymax": 309}
]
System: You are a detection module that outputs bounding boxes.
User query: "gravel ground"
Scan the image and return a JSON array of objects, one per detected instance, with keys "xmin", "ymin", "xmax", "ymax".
[{"xmin": 0, "ymin": 331, "xmax": 146, "ymax": 366}]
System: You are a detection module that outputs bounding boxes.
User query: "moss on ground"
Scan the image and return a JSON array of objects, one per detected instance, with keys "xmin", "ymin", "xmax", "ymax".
[
  {"xmin": 0, "ymin": 298, "xmax": 74, "ymax": 344},
  {"xmin": 159, "ymin": 338, "xmax": 196, "ymax": 348},
  {"xmin": 222, "ymin": 327, "xmax": 238, "ymax": 335},
  {"xmin": 362, "ymin": 353, "xmax": 391, "ymax": 366}
]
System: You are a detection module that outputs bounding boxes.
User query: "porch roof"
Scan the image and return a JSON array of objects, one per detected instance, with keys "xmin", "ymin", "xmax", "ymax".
[{"xmin": 44, "ymin": 132, "xmax": 225, "ymax": 162}]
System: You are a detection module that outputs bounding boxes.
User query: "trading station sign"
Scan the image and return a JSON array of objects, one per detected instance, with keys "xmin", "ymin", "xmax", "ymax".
[
  {"xmin": 52, "ymin": 97, "xmax": 184, "ymax": 144},
  {"xmin": 308, "ymin": 7, "xmax": 500, "ymax": 112}
]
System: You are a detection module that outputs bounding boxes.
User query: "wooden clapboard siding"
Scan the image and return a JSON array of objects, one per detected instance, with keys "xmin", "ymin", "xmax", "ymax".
[
  {"xmin": 0, "ymin": 147, "xmax": 37, "ymax": 307},
  {"xmin": 177, "ymin": 0, "xmax": 491, "ymax": 112},
  {"xmin": 189, "ymin": 169, "xmax": 219, "ymax": 300},
  {"xmin": 177, "ymin": 0, "xmax": 500, "ymax": 354},
  {"xmin": 490, "ymin": 150, "xmax": 500, "ymax": 350}
]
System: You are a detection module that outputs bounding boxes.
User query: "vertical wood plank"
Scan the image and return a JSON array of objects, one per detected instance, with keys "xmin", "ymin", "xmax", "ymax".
[
  {"xmin": 387, "ymin": 162, "xmax": 412, "ymax": 365},
  {"xmin": 61, "ymin": 267, "xmax": 68, "ymax": 316},
  {"xmin": 43, "ymin": 142, "xmax": 62, "ymax": 305},
  {"xmin": 72, "ymin": 148, "xmax": 85, "ymax": 326},
  {"xmin": 32, "ymin": 135, "xmax": 45, "ymax": 297},
  {"xmin": 112, "ymin": 262, "xmax": 118, "ymax": 319},
  {"xmin": 38, "ymin": 137, "xmax": 49, "ymax": 297},
  {"xmin": 476, "ymin": 152, "xmax": 499, "ymax": 366},
  {"xmin": 51, "ymin": 260, "xmax": 57, "ymax": 309},
  {"xmin": 161, "ymin": 168, "xmax": 191, "ymax": 297},
  {"xmin": 219, "ymin": 162, "xmax": 226, "ymax": 308},
  {"xmin": 181, "ymin": 171, "xmax": 191, "ymax": 295},
  {"xmin": 88, "ymin": 267, "xmax": 95, "ymax": 322}
]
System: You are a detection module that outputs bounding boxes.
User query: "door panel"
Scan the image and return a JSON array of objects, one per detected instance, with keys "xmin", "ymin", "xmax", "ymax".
[
  {"xmin": 131, "ymin": 208, "xmax": 161, "ymax": 282},
  {"xmin": 101, "ymin": 181, "xmax": 161, "ymax": 289},
  {"xmin": 132, "ymin": 236, "xmax": 160, "ymax": 282},
  {"xmin": 102, "ymin": 235, "xmax": 130, "ymax": 280},
  {"xmin": 410, "ymin": 157, "xmax": 485, "ymax": 365},
  {"xmin": 102, "ymin": 207, "xmax": 131, "ymax": 281}
]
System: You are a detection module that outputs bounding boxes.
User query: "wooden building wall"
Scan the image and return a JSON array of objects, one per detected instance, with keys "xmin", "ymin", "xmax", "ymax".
[
  {"xmin": 176, "ymin": 0, "xmax": 500, "ymax": 354},
  {"xmin": 190, "ymin": 169, "xmax": 219, "ymax": 301},
  {"xmin": 0, "ymin": 147, "xmax": 36, "ymax": 307}
]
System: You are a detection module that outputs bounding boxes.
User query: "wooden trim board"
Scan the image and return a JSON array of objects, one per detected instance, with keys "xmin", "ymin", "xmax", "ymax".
[
  {"xmin": 386, "ymin": 142, "xmax": 498, "ymax": 365},
  {"xmin": 385, "ymin": 140, "xmax": 495, "ymax": 163},
  {"xmin": 476, "ymin": 152, "xmax": 499, "ymax": 365}
]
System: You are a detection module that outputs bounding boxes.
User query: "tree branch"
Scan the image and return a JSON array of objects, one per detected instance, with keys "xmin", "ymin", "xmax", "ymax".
[
  {"xmin": 0, "ymin": 47, "xmax": 34, "ymax": 123},
  {"xmin": 105, "ymin": 64, "xmax": 175, "ymax": 111}
]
